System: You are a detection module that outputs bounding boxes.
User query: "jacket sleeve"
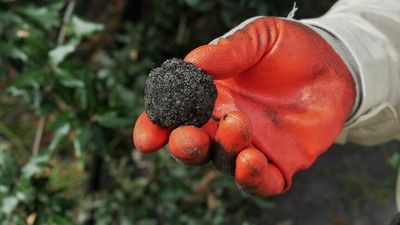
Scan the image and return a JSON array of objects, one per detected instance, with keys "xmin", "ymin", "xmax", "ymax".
[{"xmin": 301, "ymin": 0, "xmax": 400, "ymax": 146}]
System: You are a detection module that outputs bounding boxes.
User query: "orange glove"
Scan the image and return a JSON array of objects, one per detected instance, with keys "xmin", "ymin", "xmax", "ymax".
[{"xmin": 133, "ymin": 17, "xmax": 356, "ymax": 196}]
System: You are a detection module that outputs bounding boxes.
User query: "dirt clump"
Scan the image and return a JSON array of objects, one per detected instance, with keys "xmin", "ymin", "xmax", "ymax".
[{"xmin": 144, "ymin": 58, "xmax": 217, "ymax": 129}]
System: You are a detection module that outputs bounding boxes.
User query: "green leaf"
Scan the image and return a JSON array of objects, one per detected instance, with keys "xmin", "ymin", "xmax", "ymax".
[
  {"xmin": 0, "ymin": 123, "xmax": 28, "ymax": 154},
  {"xmin": 22, "ymin": 154, "xmax": 50, "ymax": 178},
  {"xmin": 72, "ymin": 126, "xmax": 92, "ymax": 157},
  {"xmin": 48, "ymin": 112, "xmax": 74, "ymax": 129},
  {"xmin": 137, "ymin": 219, "xmax": 157, "ymax": 225},
  {"xmin": 1, "ymin": 195, "xmax": 19, "ymax": 215},
  {"xmin": 56, "ymin": 69, "xmax": 85, "ymax": 88},
  {"xmin": 49, "ymin": 214, "xmax": 75, "ymax": 225},
  {"xmin": 185, "ymin": 0, "xmax": 201, "ymax": 7},
  {"xmin": 16, "ymin": 2, "xmax": 64, "ymax": 30},
  {"xmin": 96, "ymin": 112, "xmax": 131, "ymax": 128},
  {"xmin": 34, "ymin": 213, "xmax": 76, "ymax": 225},
  {"xmin": 9, "ymin": 69, "xmax": 42, "ymax": 90},
  {"xmin": 49, "ymin": 40, "xmax": 79, "ymax": 67},
  {"xmin": 9, "ymin": 47, "xmax": 28, "ymax": 62},
  {"xmin": 185, "ymin": 0, "xmax": 215, "ymax": 11},
  {"xmin": 388, "ymin": 152, "xmax": 400, "ymax": 169},
  {"xmin": 0, "ymin": 149, "xmax": 19, "ymax": 181},
  {"xmin": 48, "ymin": 123, "xmax": 71, "ymax": 152},
  {"xmin": 69, "ymin": 16, "xmax": 104, "ymax": 38}
]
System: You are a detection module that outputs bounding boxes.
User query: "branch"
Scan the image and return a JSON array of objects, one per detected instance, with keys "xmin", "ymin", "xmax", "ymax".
[
  {"xmin": 57, "ymin": 0, "xmax": 76, "ymax": 45},
  {"xmin": 32, "ymin": 116, "xmax": 46, "ymax": 156},
  {"xmin": 31, "ymin": 0, "xmax": 76, "ymax": 156}
]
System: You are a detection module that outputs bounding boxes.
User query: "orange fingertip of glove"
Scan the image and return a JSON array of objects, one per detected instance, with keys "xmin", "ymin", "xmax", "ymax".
[
  {"xmin": 184, "ymin": 45, "xmax": 239, "ymax": 80},
  {"xmin": 235, "ymin": 147, "xmax": 285, "ymax": 196},
  {"xmin": 168, "ymin": 126, "xmax": 210, "ymax": 166},
  {"xmin": 235, "ymin": 147, "xmax": 268, "ymax": 181},
  {"xmin": 215, "ymin": 111, "xmax": 252, "ymax": 155},
  {"xmin": 133, "ymin": 112, "xmax": 170, "ymax": 153}
]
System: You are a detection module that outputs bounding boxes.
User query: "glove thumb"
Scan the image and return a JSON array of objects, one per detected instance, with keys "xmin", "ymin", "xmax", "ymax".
[{"xmin": 184, "ymin": 17, "xmax": 278, "ymax": 80}]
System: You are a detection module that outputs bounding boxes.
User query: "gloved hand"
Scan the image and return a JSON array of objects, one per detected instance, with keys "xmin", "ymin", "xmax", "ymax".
[{"xmin": 133, "ymin": 17, "xmax": 356, "ymax": 196}]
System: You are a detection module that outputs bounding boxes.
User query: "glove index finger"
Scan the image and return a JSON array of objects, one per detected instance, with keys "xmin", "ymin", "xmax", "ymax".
[
  {"xmin": 133, "ymin": 112, "xmax": 171, "ymax": 153},
  {"xmin": 212, "ymin": 111, "xmax": 252, "ymax": 175}
]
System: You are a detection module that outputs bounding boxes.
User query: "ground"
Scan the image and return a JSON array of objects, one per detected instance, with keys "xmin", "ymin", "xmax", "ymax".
[{"xmin": 248, "ymin": 141, "xmax": 399, "ymax": 225}]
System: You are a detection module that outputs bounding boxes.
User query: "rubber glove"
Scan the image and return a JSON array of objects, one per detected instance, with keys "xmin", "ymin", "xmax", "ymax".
[{"xmin": 133, "ymin": 17, "xmax": 356, "ymax": 196}]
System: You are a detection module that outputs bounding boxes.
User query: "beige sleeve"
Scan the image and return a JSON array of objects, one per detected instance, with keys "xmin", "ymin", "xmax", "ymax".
[{"xmin": 301, "ymin": 0, "xmax": 400, "ymax": 146}]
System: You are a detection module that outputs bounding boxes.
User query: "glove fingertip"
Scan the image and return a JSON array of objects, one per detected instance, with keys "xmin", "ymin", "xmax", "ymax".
[
  {"xmin": 184, "ymin": 45, "xmax": 238, "ymax": 80},
  {"xmin": 133, "ymin": 112, "xmax": 170, "ymax": 153},
  {"xmin": 235, "ymin": 147, "xmax": 285, "ymax": 196},
  {"xmin": 215, "ymin": 111, "xmax": 252, "ymax": 154},
  {"xmin": 168, "ymin": 126, "xmax": 210, "ymax": 166},
  {"xmin": 235, "ymin": 147, "xmax": 268, "ymax": 182}
]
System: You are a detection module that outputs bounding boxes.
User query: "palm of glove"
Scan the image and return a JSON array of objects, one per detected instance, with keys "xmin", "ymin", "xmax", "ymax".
[{"xmin": 134, "ymin": 17, "xmax": 356, "ymax": 196}]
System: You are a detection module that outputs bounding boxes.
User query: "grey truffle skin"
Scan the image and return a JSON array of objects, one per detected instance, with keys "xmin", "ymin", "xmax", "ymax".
[{"xmin": 144, "ymin": 58, "xmax": 217, "ymax": 129}]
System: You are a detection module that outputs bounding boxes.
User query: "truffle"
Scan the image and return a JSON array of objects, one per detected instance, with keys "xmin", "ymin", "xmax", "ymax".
[{"xmin": 144, "ymin": 58, "xmax": 217, "ymax": 129}]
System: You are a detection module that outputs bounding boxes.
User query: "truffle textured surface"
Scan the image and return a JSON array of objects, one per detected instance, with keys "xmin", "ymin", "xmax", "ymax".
[{"xmin": 145, "ymin": 58, "xmax": 217, "ymax": 129}]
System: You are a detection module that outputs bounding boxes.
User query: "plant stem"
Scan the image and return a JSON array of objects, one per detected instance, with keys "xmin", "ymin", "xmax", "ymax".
[
  {"xmin": 32, "ymin": 116, "xmax": 46, "ymax": 156},
  {"xmin": 31, "ymin": 0, "xmax": 76, "ymax": 156},
  {"xmin": 57, "ymin": 0, "xmax": 76, "ymax": 45}
]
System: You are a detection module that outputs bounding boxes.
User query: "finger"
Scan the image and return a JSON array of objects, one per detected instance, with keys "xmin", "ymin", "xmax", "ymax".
[
  {"xmin": 200, "ymin": 118, "xmax": 218, "ymax": 141},
  {"xmin": 235, "ymin": 147, "xmax": 285, "ymax": 196},
  {"xmin": 168, "ymin": 126, "xmax": 210, "ymax": 166},
  {"xmin": 212, "ymin": 111, "xmax": 252, "ymax": 176},
  {"xmin": 184, "ymin": 44, "xmax": 245, "ymax": 80},
  {"xmin": 133, "ymin": 112, "xmax": 170, "ymax": 153},
  {"xmin": 184, "ymin": 17, "xmax": 277, "ymax": 80}
]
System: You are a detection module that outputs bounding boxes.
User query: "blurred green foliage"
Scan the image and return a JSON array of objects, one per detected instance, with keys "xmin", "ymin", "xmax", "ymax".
[
  {"xmin": 1, "ymin": 0, "xmax": 294, "ymax": 224},
  {"xmin": 2, "ymin": 0, "xmax": 397, "ymax": 224}
]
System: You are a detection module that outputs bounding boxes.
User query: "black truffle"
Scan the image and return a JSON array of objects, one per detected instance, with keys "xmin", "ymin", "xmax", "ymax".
[{"xmin": 144, "ymin": 58, "xmax": 217, "ymax": 129}]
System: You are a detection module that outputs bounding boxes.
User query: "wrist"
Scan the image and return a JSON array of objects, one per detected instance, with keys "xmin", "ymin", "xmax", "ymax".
[{"xmin": 306, "ymin": 25, "xmax": 361, "ymax": 125}]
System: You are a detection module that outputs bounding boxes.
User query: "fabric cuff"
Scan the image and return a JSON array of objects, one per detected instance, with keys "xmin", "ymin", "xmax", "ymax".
[
  {"xmin": 301, "ymin": 16, "xmax": 400, "ymax": 127},
  {"xmin": 307, "ymin": 25, "xmax": 362, "ymax": 125}
]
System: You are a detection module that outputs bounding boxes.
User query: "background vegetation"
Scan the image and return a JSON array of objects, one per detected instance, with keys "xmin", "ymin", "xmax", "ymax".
[{"xmin": 0, "ymin": 0, "xmax": 398, "ymax": 224}]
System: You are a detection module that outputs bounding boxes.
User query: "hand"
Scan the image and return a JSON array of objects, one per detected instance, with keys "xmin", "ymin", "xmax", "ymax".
[{"xmin": 133, "ymin": 17, "xmax": 356, "ymax": 196}]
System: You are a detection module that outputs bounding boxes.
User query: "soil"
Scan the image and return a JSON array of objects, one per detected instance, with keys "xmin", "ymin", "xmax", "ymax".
[{"xmin": 246, "ymin": 141, "xmax": 400, "ymax": 225}]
